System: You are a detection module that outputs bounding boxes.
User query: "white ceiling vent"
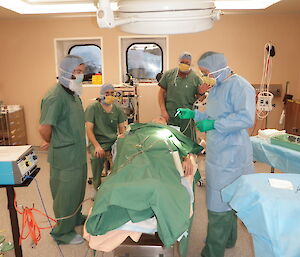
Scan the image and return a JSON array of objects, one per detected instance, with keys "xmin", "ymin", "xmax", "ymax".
[{"xmin": 97, "ymin": 0, "xmax": 222, "ymax": 34}]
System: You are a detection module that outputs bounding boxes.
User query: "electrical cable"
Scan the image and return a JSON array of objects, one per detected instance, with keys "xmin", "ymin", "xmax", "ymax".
[
  {"xmin": 17, "ymin": 176, "xmax": 95, "ymax": 257},
  {"xmin": 13, "ymin": 188, "xmax": 57, "ymax": 246},
  {"xmin": 17, "ymin": 176, "xmax": 65, "ymax": 256},
  {"xmin": 31, "ymin": 176, "xmax": 97, "ymax": 257}
]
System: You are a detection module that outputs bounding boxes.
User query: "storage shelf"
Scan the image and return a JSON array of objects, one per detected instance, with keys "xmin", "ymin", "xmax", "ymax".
[{"xmin": 0, "ymin": 106, "xmax": 27, "ymax": 146}]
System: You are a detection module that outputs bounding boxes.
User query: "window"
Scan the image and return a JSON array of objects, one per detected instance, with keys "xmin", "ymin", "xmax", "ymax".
[
  {"xmin": 68, "ymin": 44, "xmax": 102, "ymax": 82},
  {"xmin": 126, "ymin": 43, "xmax": 163, "ymax": 80}
]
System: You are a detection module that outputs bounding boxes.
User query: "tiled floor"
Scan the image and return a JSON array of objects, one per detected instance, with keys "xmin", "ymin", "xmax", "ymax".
[{"xmin": 0, "ymin": 152, "xmax": 274, "ymax": 257}]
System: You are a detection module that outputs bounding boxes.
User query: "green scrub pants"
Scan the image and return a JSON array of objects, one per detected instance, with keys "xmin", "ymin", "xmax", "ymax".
[
  {"xmin": 89, "ymin": 144, "xmax": 112, "ymax": 190},
  {"xmin": 201, "ymin": 210, "xmax": 237, "ymax": 257},
  {"xmin": 90, "ymin": 155, "xmax": 106, "ymax": 190},
  {"xmin": 50, "ymin": 164, "xmax": 87, "ymax": 244}
]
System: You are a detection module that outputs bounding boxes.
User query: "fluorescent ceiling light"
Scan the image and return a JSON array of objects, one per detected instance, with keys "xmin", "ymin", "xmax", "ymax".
[
  {"xmin": 25, "ymin": 0, "xmax": 89, "ymax": 2},
  {"xmin": 0, "ymin": 0, "xmax": 281, "ymax": 14},
  {"xmin": 215, "ymin": 0, "xmax": 281, "ymax": 10},
  {"xmin": 0, "ymin": 0, "xmax": 97, "ymax": 14}
]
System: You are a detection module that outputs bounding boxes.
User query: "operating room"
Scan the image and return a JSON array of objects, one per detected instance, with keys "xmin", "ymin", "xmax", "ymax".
[{"xmin": 1, "ymin": 0, "xmax": 300, "ymax": 257}]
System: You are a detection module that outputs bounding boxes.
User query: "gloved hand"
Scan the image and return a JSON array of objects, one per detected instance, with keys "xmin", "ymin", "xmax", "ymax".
[
  {"xmin": 196, "ymin": 119, "xmax": 215, "ymax": 132},
  {"xmin": 176, "ymin": 108, "xmax": 195, "ymax": 119}
]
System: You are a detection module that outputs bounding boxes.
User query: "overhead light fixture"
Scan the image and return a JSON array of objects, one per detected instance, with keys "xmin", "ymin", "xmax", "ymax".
[
  {"xmin": 97, "ymin": 0, "xmax": 222, "ymax": 34},
  {"xmin": 214, "ymin": 0, "xmax": 281, "ymax": 10}
]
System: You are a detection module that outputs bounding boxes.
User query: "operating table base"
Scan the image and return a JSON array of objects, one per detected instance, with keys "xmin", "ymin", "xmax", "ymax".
[{"xmin": 103, "ymin": 233, "xmax": 179, "ymax": 257}]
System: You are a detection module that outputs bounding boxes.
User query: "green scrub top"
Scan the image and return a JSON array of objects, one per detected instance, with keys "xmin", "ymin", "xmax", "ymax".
[
  {"xmin": 85, "ymin": 101, "xmax": 126, "ymax": 150},
  {"xmin": 159, "ymin": 68, "xmax": 202, "ymax": 140},
  {"xmin": 159, "ymin": 68, "xmax": 202, "ymax": 117},
  {"xmin": 40, "ymin": 84, "xmax": 87, "ymax": 169}
]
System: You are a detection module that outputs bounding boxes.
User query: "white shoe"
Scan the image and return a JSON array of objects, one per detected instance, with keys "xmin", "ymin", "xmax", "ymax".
[{"xmin": 69, "ymin": 234, "xmax": 84, "ymax": 245}]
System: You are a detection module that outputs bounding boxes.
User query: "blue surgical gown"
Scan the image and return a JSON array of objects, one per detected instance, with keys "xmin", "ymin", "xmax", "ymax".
[{"xmin": 195, "ymin": 74, "xmax": 256, "ymax": 212}]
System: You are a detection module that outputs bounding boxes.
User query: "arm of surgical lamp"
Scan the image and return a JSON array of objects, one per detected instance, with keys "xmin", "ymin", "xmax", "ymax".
[{"xmin": 97, "ymin": 0, "xmax": 134, "ymax": 28}]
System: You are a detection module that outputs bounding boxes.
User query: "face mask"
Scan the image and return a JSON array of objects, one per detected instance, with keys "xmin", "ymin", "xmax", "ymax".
[
  {"xmin": 202, "ymin": 75, "xmax": 217, "ymax": 87},
  {"xmin": 208, "ymin": 66, "xmax": 229, "ymax": 81},
  {"xmin": 196, "ymin": 69, "xmax": 216, "ymax": 87},
  {"xmin": 104, "ymin": 95, "xmax": 115, "ymax": 105},
  {"xmin": 68, "ymin": 74, "xmax": 84, "ymax": 96},
  {"xmin": 100, "ymin": 95, "xmax": 115, "ymax": 105},
  {"xmin": 178, "ymin": 63, "xmax": 191, "ymax": 73}
]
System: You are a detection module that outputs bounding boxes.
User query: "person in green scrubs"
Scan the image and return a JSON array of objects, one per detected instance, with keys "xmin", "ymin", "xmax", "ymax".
[
  {"xmin": 39, "ymin": 55, "xmax": 87, "ymax": 245},
  {"xmin": 158, "ymin": 52, "xmax": 209, "ymax": 141},
  {"xmin": 85, "ymin": 84, "xmax": 126, "ymax": 190}
]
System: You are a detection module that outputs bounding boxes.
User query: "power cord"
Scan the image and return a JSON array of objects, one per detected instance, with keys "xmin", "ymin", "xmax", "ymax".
[{"xmin": 17, "ymin": 176, "xmax": 94, "ymax": 257}]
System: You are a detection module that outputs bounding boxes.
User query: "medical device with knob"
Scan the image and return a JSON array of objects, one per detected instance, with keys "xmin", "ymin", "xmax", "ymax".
[
  {"xmin": 0, "ymin": 145, "xmax": 38, "ymax": 185},
  {"xmin": 257, "ymin": 91, "xmax": 274, "ymax": 112},
  {"xmin": 256, "ymin": 43, "xmax": 276, "ymax": 119}
]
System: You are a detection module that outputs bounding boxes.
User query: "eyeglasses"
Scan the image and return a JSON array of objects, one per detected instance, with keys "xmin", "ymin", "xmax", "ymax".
[
  {"xmin": 105, "ymin": 92, "xmax": 115, "ymax": 96},
  {"xmin": 288, "ymin": 135, "xmax": 300, "ymax": 144},
  {"xmin": 73, "ymin": 69, "xmax": 85, "ymax": 74}
]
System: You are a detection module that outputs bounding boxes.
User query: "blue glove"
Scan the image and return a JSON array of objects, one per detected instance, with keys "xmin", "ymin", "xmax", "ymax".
[
  {"xmin": 196, "ymin": 120, "xmax": 215, "ymax": 132},
  {"xmin": 176, "ymin": 108, "xmax": 195, "ymax": 119}
]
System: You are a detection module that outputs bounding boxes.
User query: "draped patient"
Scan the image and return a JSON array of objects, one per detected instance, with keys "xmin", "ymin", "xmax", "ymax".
[{"xmin": 84, "ymin": 117, "xmax": 203, "ymax": 257}]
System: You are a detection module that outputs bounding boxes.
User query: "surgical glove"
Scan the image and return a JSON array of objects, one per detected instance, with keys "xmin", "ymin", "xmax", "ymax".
[
  {"xmin": 196, "ymin": 120, "xmax": 215, "ymax": 132},
  {"xmin": 176, "ymin": 108, "xmax": 195, "ymax": 119}
]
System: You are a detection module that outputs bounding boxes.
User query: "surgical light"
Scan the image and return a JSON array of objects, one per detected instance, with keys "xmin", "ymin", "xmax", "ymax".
[{"xmin": 97, "ymin": 0, "xmax": 222, "ymax": 34}]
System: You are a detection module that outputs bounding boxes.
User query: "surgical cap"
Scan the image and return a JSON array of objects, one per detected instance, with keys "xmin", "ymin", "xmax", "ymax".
[
  {"xmin": 197, "ymin": 52, "xmax": 231, "ymax": 83},
  {"xmin": 179, "ymin": 52, "xmax": 192, "ymax": 62},
  {"xmin": 100, "ymin": 84, "xmax": 114, "ymax": 95},
  {"xmin": 58, "ymin": 55, "xmax": 84, "ymax": 88}
]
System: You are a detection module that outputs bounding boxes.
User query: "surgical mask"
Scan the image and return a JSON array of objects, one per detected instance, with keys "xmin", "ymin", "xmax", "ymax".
[
  {"xmin": 178, "ymin": 63, "xmax": 191, "ymax": 73},
  {"xmin": 196, "ymin": 69, "xmax": 217, "ymax": 87},
  {"xmin": 68, "ymin": 74, "xmax": 84, "ymax": 96},
  {"xmin": 100, "ymin": 95, "xmax": 115, "ymax": 105},
  {"xmin": 59, "ymin": 68, "xmax": 84, "ymax": 95},
  {"xmin": 208, "ymin": 66, "xmax": 229, "ymax": 81},
  {"xmin": 202, "ymin": 75, "xmax": 217, "ymax": 87},
  {"xmin": 104, "ymin": 95, "xmax": 115, "ymax": 105}
]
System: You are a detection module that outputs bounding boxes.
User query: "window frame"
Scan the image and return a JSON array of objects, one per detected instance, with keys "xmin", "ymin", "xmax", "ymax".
[
  {"xmin": 54, "ymin": 37, "xmax": 103, "ymax": 87},
  {"xmin": 119, "ymin": 36, "xmax": 169, "ymax": 84},
  {"xmin": 125, "ymin": 42, "xmax": 164, "ymax": 80},
  {"xmin": 68, "ymin": 43, "xmax": 102, "ymax": 82}
]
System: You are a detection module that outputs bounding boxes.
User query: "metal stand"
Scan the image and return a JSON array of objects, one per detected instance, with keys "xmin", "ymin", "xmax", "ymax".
[
  {"xmin": 103, "ymin": 233, "xmax": 179, "ymax": 257},
  {"xmin": 6, "ymin": 186, "xmax": 22, "ymax": 257},
  {"xmin": 271, "ymin": 166, "xmax": 275, "ymax": 173},
  {"xmin": 0, "ymin": 167, "xmax": 40, "ymax": 257}
]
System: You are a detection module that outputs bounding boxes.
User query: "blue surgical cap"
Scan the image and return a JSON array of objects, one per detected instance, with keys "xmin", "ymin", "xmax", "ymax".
[
  {"xmin": 58, "ymin": 55, "xmax": 84, "ymax": 88},
  {"xmin": 100, "ymin": 84, "xmax": 114, "ymax": 95},
  {"xmin": 179, "ymin": 52, "xmax": 192, "ymax": 62},
  {"xmin": 197, "ymin": 52, "xmax": 231, "ymax": 83}
]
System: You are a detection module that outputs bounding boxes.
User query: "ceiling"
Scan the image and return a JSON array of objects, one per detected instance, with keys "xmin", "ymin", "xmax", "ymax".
[{"xmin": 0, "ymin": 0, "xmax": 299, "ymax": 19}]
